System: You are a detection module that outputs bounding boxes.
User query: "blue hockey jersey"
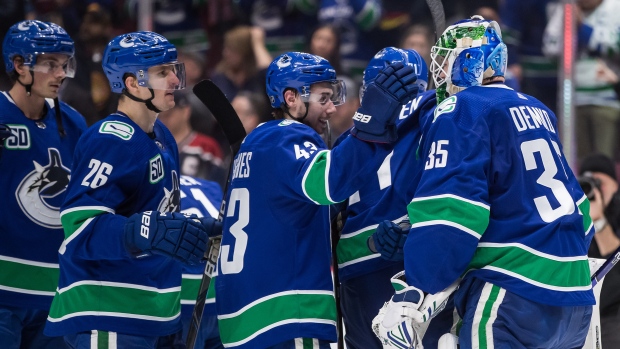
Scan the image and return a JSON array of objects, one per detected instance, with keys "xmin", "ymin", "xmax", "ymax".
[
  {"xmin": 0, "ymin": 92, "xmax": 87, "ymax": 310},
  {"xmin": 45, "ymin": 113, "xmax": 184, "ymax": 337},
  {"xmin": 406, "ymin": 84, "xmax": 595, "ymax": 307},
  {"xmin": 215, "ymin": 119, "xmax": 391, "ymax": 349},
  {"xmin": 335, "ymin": 90, "xmax": 437, "ymax": 282},
  {"xmin": 179, "ymin": 175, "xmax": 222, "ymax": 344}
]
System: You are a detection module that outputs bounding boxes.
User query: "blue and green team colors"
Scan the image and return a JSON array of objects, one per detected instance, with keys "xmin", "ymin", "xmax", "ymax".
[
  {"xmin": 334, "ymin": 91, "xmax": 437, "ymax": 283},
  {"xmin": 215, "ymin": 119, "xmax": 393, "ymax": 348},
  {"xmin": 405, "ymin": 84, "xmax": 594, "ymax": 307},
  {"xmin": 45, "ymin": 114, "xmax": 185, "ymax": 338},
  {"xmin": 0, "ymin": 92, "xmax": 87, "ymax": 310}
]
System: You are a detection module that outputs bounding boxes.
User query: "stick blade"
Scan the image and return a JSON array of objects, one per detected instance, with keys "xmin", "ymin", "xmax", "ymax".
[{"xmin": 192, "ymin": 80, "xmax": 246, "ymax": 147}]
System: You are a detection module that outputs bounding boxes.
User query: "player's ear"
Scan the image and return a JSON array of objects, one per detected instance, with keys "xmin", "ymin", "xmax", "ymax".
[
  {"xmin": 12, "ymin": 56, "xmax": 26, "ymax": 76},
  {"xmin": 283, "ymin": 89, "xmax": 297, "ymax": 108},
  {"xmin": 123, "ymin": 73, "xmax": 139, "ymax": 93}
]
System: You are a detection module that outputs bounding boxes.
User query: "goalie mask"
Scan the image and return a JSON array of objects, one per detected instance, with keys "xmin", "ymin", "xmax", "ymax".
[{"xmin": 430, "ymin": 15, "xmax": 507, "ymax": 103}]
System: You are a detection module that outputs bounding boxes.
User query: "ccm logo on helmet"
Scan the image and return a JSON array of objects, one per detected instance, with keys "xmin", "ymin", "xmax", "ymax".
[{"xmin": 352, "ymin": 112, "xmax": 372, "ymax": 123}]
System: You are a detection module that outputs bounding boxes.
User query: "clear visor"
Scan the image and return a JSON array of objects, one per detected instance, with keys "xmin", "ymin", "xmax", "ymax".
[
  {"xmin": 430, "ymin": 46, "xmax": 455, "ymax": 89},
  {"xmin": 303, "ymin": 80, "xmax": 346, "ymax": 106},
  {"xmin": 30, "ymin": 54, "xmax": 77, "ymax": 78},
  {"xmin": 146, "ymin": 62, "xmax": 186, "ymax": 90}
]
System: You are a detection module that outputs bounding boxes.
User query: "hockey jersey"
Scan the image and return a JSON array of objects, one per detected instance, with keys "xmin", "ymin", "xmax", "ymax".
[
  {"xmin": 215, "ymin": 119, "xmax": 391, "ymax": 348},
  {"xmin": 179, "ymin": 175, "xmax": 222, "ymax": 343},
  {"xmin": 0, "ymin": 92, "xmax": 87, "ymax": 310},
  {"xmin": 335, "ymin": 90, "xmax": 437, "ymax": 282},
  {"xmin": 406, "ymin": 84, "xmax": 595, "ymax": 307},
  {"xmin": 45, "ymin": 113, "xmax": 184, "ymax": 337}
]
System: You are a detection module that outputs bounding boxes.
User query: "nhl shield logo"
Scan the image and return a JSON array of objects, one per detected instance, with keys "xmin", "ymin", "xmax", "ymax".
[{"xmin": 15, "ymin": 148, "xmax": 70, "ymax": 228}]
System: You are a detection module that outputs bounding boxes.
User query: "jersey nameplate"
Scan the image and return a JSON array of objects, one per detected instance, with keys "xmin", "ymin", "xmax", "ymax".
[
  {"xmin": 150, "ymin": 154, "xmax": 164, "ymax": 184},
  {"xmin": 434, "ymin": 96, "xmax": 457, "ymax": 122},
  {"xmin": 5, "ymin": 124, "xmax": 30, "ymax": 150},
  {"xmin": 99, "ymin": 121, "xmax": 134, "ymax": 140}
]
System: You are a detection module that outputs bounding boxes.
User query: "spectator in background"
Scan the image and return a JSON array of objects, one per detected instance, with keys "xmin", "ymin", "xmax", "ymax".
[
  {"xmin": 399, "ymin": 24, "xmax": 434, "ymax": 68},
  {"xmin": 178, "ymin": 49, "xmax": 207, "ymax": 89},
  {"xmin": 210, "ymin": 25, "xmax": 272, "ymax": 102},
  {"xmin": 544, "ymin": 0, "xmax": 620, "ymax": 161},
  {"xmin": 308, "ymin": 23, "xmax": 344, "ymax": 74},
  {"xmin": 580, "ymin": 153, "xmax": 620, "ymax": 348},
  {"xmin": 307, "ymin": 22, "xmax": 358, "ymax": 142},
  {"xmin": 159, "ymin": 90, "xmax": 228, "ymax": 189},
  {"xmin": 501, "ymin": 0, "xmax": 558, "ymax": 111},
  {"xmin": 231, "ymin": 91, "xmax": 269, "ymax": 135},
  {"xmin": 59, "ymin": 3, "xmax": 117, "ymax": 126}
]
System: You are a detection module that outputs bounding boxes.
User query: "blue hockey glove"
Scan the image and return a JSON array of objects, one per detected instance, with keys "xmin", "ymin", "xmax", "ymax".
[
  {"xmin": 370, "ymin": 220, "xmax": 408, "ymax": 261},
  {"xmin": 351, "ymin": 62, "xmax": 419, "ymax": 143},
  {"xmin": 124, "ymin": 211, "xmax": 209, "ymax": 265},
  {"xmin": 197, "ymin": 216, "xmax": 223, "ymax": 238}
]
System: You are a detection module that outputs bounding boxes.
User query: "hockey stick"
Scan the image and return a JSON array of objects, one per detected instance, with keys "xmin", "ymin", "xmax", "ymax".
[
  {"xmin": 425, "ymin": 0, "xmax": 446, "ymax": 89},
  {"xmin": 591, "ymin": 245, "xmax": 620, "ymax": 287},
  {"xmin": 186, "ymin": 80, "xmax": 246, "ymax": 349}
]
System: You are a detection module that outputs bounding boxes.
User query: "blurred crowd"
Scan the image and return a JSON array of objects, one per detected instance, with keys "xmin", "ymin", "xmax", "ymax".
[{"xmin": 2, "ymin": 0, "xmax": 620, "ymax": 181}]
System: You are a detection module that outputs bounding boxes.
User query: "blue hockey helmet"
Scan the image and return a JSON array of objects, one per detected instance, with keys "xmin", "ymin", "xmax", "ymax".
[
  {"xmin": 361, "ymin": 47, "xmax": 427, "ymax": 99},
  {"xmin": 102, "ymin": 31, "xmax": 186, "ymax": 93},
  {"xmin": 430, "ymin": 15, "xmax": 507, "ymax": 103},
  {"xmin": 2, "ymin": 20, "xmax": 75, "ymax": 76},
  {"xmin": 265, "ymin": 52, "xmax": 346, "ymax": 108},
  {"xmin": 403, "ymin": 49, "xmax": 428, "ymax": 93}
]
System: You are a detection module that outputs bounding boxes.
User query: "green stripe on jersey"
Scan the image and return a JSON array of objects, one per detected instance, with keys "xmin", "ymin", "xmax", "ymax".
[
  {"xmin": 218, "ymin": 292, "xmax": 336, "ymax": 347},
  {"xmin": 467, "ymin": 243, "xmax": 591, "ymax": 290},
  {"xmin": 408, "ymin": 195, "xmax": 490, "ymax": 238},
  {"xmin": 61, "ymin": 208, "xmax": 109, "ymax": 239},
  {"xmin": 336, "ymin": 227, "xmax": 376, "ymax": 267},
  {"xmin": 98, "ymin": 331, "xmax": 110, "ymax": 348},
  {"xmin": 0, "ymin": 257, "xmax": 58, "ymax": 295},
  {"xmin": 48, "ymin": 282, "xmax": 181, "ymax": 321},
  {"xmin": 181, "ymin": 275, "xmax": 216, "ymax": 303},
  {"xmin": 477, "ymin": 284, "xmax": 503, "ymax": 348},
  {"xmin": 577, "ymin": 196, "xmax": 593, "ymax": 233},
  {"xmin": 302, "ymin": 150, "xmax": 338, "ymax": 205}
]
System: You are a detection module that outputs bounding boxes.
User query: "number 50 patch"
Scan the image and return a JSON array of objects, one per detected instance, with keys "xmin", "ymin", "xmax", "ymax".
[{"xmin": 150, "ymin": 154, "xmax": 164, "ymax": 184}]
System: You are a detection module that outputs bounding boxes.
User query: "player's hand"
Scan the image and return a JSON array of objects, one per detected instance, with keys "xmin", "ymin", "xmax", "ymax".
[
  {"xmin": 351, "ymin": 62, "xmax": 420, "ymax": 143},
  {"xmin": 197, "ymin": 216, "xmax": 223, "ymax": 238},
  {"xmin": 124, "ymin": 211, "xmax": 209, "ymax": 265},
  {"xmin": 369, "ymin": 220, "xmax": 408, "ymax": 261}
]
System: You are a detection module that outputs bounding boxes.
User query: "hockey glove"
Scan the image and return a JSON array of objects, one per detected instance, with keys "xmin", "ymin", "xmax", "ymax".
[
  {"xmin": 124, "ymin": 211, "xmax": 209, "ymax": 265},
  {"xmin": 197, "ymin": 216, "xmax": 223, "ymax": 238},
  {"xmin": 351, "ymin": 62, "xmax": 419, "ymax": 143},
  {"xmin": 369, "ymin": 220, "xmax": 409, "ymax": 261}
]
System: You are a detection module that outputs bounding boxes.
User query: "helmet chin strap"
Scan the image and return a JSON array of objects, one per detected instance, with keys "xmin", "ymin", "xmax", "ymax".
[
  {"xmin": 16, "ymin": 70, "xmax": 35, "ymax": 96},
  {"xmin": 284, "ymin": 101, "xmax": 310, "ymax": 123},
  {"xmin": 122, "ymin": 87, "xmax": 162, "ymax": 113}
]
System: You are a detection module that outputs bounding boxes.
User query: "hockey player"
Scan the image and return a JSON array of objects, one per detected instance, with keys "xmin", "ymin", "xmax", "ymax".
[
  {"xmin": 333, "ymin": 47, "xmax": 455, "ymax": 349},
  {"xmin": 0, "ymin": 20, "xmax": 87, "ymax": 349},
  {"xmin": 44, "ymin": 31, "xmax": 219, "ymax": 348},
  {"xmin": 374, "ymin": 16, "xmax": 595, "ymax": 348},
  {"xmin": 179, "ymin": 175, "xmax": 224, "ymax": 349},
  {"xmin": 214, "ymin": 51, "xmax": 421, "ymax": 349}
]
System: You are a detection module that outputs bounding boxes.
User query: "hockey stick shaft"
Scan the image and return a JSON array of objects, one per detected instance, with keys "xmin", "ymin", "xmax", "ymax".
[
  {"xmin": 186, "ymin": 80, "xmax": 246, "ymax": 349},
  {"xmin": 591, "ymin": 245, "xmax": 620, "ymax": 287}
]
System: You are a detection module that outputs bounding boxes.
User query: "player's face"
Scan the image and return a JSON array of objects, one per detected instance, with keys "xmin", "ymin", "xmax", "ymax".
[
  {"xmin": 303, "ymin": 82, "xmax": 337, "ymax": 134},
  {"xmin": 147, "ymin": 64, "xmax": 182, "ymax": 112},
  {"xmin": 30, "ymin": 54, "xmax": 73, "ymax": 99}
]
